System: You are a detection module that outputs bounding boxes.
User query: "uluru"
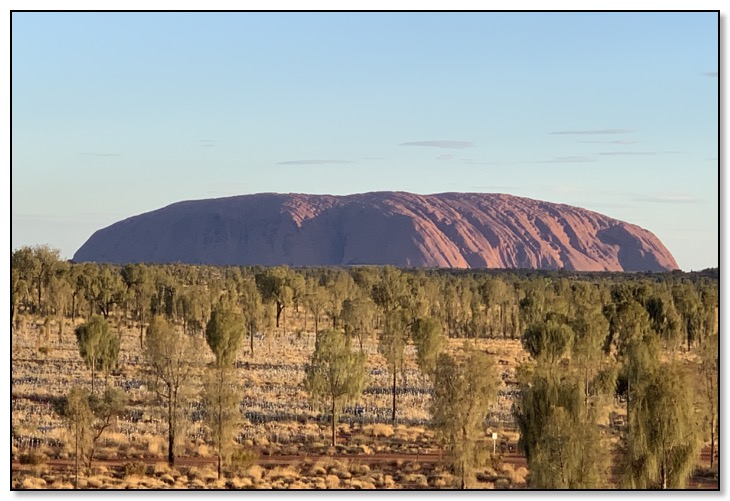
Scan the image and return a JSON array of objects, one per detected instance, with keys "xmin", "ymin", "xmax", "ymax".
[{"xmin": 73, "ymin": 192, "xmax": 679, "ymax": 272}]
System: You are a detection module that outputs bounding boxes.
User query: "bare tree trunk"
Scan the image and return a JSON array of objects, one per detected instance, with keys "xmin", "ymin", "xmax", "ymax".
[
  {"xmin": 276, "ymin": 302, "xmax": 283, "ymax": 328},
  {"xmin": 249, "ymin": 322, "xmax": 254, "ymax": 357},
  {"xmin": 168, "ymin": 385, "xmax": 175, "ymax": 466},
  {"xmin": 392, "ymin": 368, "xmax": 397, "ymax": 423},
  {"xmin": 331, "ymin": 397, "xmax": 336, "ymax": 447},
  {"xmin": 218, "ymin": 393, "xmax": 223, "ymax": 479},
  {"xmin": 37, "ymin": 278, "xmax": 42, "ymax": 315}
]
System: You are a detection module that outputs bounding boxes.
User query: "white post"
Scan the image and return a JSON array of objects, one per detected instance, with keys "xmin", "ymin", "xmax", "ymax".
[{"xmin": 492, "ymin": 432, "xmax": 498, "ymax": 455}]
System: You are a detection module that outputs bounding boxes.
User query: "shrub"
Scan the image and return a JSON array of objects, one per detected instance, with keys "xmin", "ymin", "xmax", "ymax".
[
  {"xmin": 494, "ymin": 477, "xmax": 510, "ymax": 489},
  {"xmin": 310, "ymin": 464, "xmax": 327, "ymax": 476},
  {"xmin": 231, "ymin": 447, "xmax": 258, "ymax": 470},
  {"xmin": 325, "ymin": 474, "xmax": 340, "ymax": 489},
  {"xmin": 21, "ymin": 477, "xmax": 47, "ymax": 489},
  {"xmin": 18, "ymin": 453, "xmax": 46, "ymax": 465},
  {"xmin": 122, "ymin": 462, "xmax": 147, "ymax": 478},
  {"xmin": 364, "ymin": 423, "xmax": 394, "ymax": 438},
  {"xmin": 245, "ymin": 464, "xmax": 265, "ymax": 482}
]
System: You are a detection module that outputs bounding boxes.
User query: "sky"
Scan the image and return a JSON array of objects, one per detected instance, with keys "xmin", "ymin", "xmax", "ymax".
[{"xmin": 10, "ymin": 11, "xmax": 719, "ymax": 270}]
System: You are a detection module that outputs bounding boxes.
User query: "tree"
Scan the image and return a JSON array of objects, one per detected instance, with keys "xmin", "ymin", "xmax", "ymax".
[
  {"xmin": 479, "ymin": 277, "xmax": 510, "ymax": 338},
  {"xmin": 612, "ymin": 299, "xmax": 657, "ymax": 437},
  {"xmin": 144, "ymin": 316, "xmax": 200, "ymax": 466},
  {"xmin": 47, "ymin": 266, "xmax": 72, "ymax": 341},
  {"xmin": 645, "ymin": 293, "xmax": 682, "ymax": 351},
  {"xmin": 378, "ymin": 309, "xmax": 409, "ymax": 423},
  {"xmin": 255, "ymin": 267, "xmax": 290, "ymax": 329},
  {"xmin": 304, "ymin": 329, "xmax": 368, "ymax": 447},
  {"xmin": 75, "ymin": 316, "xmax": 120, "ymax": 394},
  {"xmin": 410, "ymin": 316, "xmax": 446, "ymax": 379},
  {"xmin": 698, "ymin": 281, "xmax": 718, "ymax": 343},
  {"xmin": 202, "ymin": 365, "xmax": 243, "ymax": 479},
  {"xmin": 522, "ymin": 316, "xmax": 574, "ymax": 366},
  {"xmin": 620, "ymin": 362, "xmax": 701, "ymax": 489},
  {"xmin": 304, "ymin": 280, "xmax": 330, "ymax": 341},
  {"xmin": 672, "ymin": 282, "xmax": 703, "ymax": 350},
  {"xmin": 86, "ymin": 387, "xmax": 127, "ymax": 468},
  {"xmin": 431, "ymin": 349, "xmax": 500, "ymax": 488},
  {"xmin": 32, "ymin": 245, "xmax": 62, "ymax": 315},
  {"xmin": 514, "ymin": 369, "xmax": 609, "ymax": 489},
  {"xmin": 60, "ymin": 385, "xmax": 127, "ymax": 487},
  {"xmin": 326, "ymin": 271, "xmax": 356, "ymax": 328},
  {"xmin": 83, "ymin": 264, "xmax": 126, "ymax": 319},
  {"xmin": 239, "ymin": 276, "xmax": 263, "ymax": 356},
  {"xmin": 698, "ymin": 332, "xmax": 718, "ymax": 469},
  {"xmin": 518, "ymin": 281, "xmax": 548, "ymax": 328},
  {"xmin": 371, "ymin": 266, "xmax": 411, "ymax": 315},
  {"xmin": 63, "ymin": 386, "xmax": 93, "ymax": 489},
  {"xmin": 570, "ymin": 286, "xmax": 611, "ymax": 407},
  {"xmin": 205, "ymin": 307, "xmax": 244, "ymax": 367},
  {"xmin": 11, "ymin": 247, "xmax": 36, "ymax": 324},
  {"xmin": 121, "ymin": 263, "xmax": 155, "ymax": 348},
  {"xmin": 341, "ymin": 296, "xmax": 376, "ymax": 352},
  {"xmin": 203, "ymin": 305, "xmax": 245, "ymax": 478},
  {"xmin": 527, "ymin": 404, "xmax": 608, "ymax": 488}
]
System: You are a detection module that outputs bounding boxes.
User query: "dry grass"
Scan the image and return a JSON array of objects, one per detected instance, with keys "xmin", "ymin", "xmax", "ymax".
[
  {"xmin": 325, "ymin": 474, "xmax": 340, "ymax": 489},
  {"xmin": 363, "ymin": 423, "xmax": 395, "ymax": 438},
  {"xmin": 267, "ymin": 466, "xmax": 299, "ymax": 482},
  {"xmin": 244, "ymin": 464, "xmax": 265, "ymax": 482},
  {"xmin": 20, "ymin": 476, "xmax": 48, "ymax": 489},
  {"xmin": 144, "ymin": 436, "xmax": 166, "ymax": 457},
  {"xmin": 513, "ymin": 467, "xmax": 528, "ymax": 485}
]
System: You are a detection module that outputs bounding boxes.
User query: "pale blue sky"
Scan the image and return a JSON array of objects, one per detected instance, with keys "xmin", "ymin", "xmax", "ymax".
[{"xmin": 11, "ymin": 12, "xmax": 718, "ymax": 270}]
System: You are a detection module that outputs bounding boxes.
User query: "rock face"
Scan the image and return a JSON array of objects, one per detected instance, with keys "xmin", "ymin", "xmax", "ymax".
[{"xmin": 73, "ymin": 192, "xmax": 678, "ymax": 271}]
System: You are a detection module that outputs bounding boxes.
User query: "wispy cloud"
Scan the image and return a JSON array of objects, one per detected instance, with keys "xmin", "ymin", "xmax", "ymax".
[
  {"xmin": 199, "ymin": 139, "xmax": 216, "ymax": 148},
  {"xmin": 703, "ymin": 72, "xmax": 718, "ymax": 78},
  {"xmin": 550, "ymin": 129, "xmax": 631, "ymax": 135},
  {"xmin": 277, "ymin": 160, "xmax": 353, "ymax": 165},
  {"xmin": 437, "ymin": 154, "xmax": 455, "ymax": 161},
  {"xmin": 363, "ymin": 157, "xmax": 384, "ymax": 160},
  {"xmin": 400, "ymin": 140, "xmax": 474, "ymax": 149},
  {"xmin": 538, "ymin": 156, "xmax": 595, "ymax": 163},
  {"xmin": 579, "ymin": 139, "xmax": 638, "ymax": 145},
  {"xmin": 79, "ymin": 152, "xmax": 121, "ymax": 157}
]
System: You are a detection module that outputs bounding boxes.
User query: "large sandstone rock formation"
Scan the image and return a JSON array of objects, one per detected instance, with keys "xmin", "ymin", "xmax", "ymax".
[{"xmin": 73, "ymin": 192, "xmax": 678, "ymax": 271}]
